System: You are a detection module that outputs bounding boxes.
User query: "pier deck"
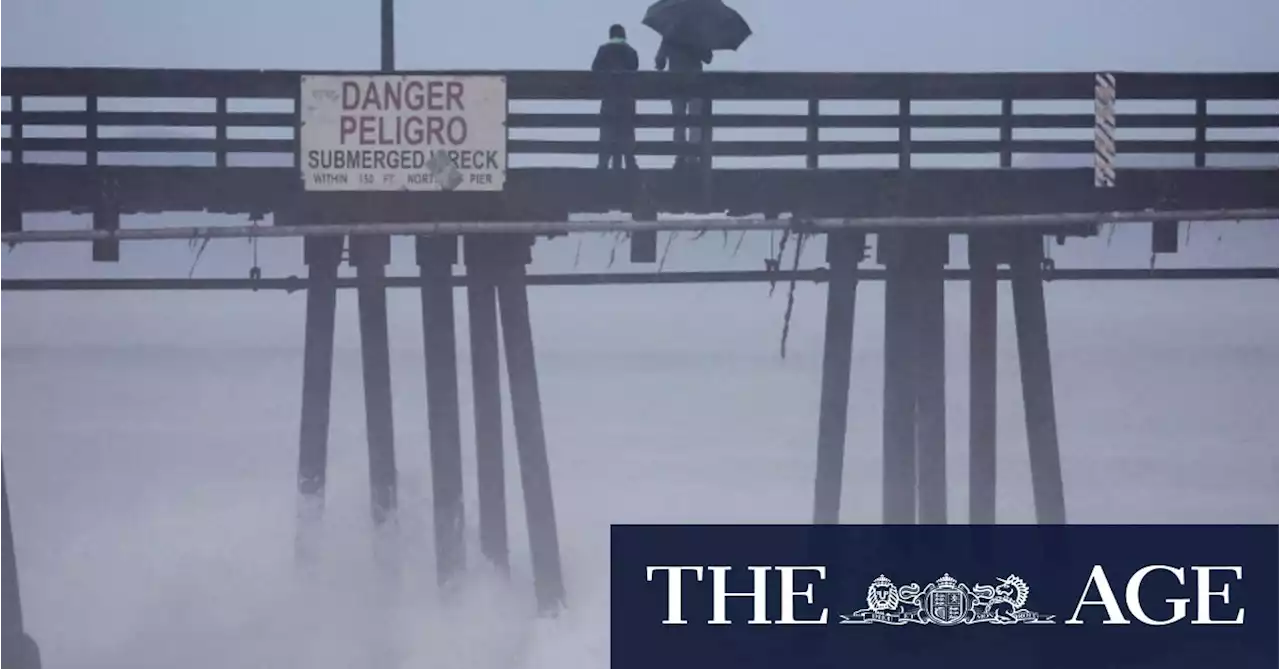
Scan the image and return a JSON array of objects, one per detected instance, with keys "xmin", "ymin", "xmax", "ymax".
[{"xmin": 3, "ymin": 69, "xmax": 1275, "ymax": 226}]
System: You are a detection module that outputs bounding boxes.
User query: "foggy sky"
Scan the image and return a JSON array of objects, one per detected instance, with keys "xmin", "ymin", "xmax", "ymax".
[{"xmin": 4, "ymin": 0, "xmax": 1277, "ymax": 71}]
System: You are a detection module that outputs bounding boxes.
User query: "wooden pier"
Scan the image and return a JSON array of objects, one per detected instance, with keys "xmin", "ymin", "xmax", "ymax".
[{"xmin": 1, "ymin": 65, "xmax": 1276, "ymax": 667}]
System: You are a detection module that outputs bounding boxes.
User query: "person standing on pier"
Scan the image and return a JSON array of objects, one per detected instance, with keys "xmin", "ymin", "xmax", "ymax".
[
  {"xmin": 592, "ymin": 24, "xmax": 640, "ymax": 171},
  {"xmin": 654, "ymin": 37, "xmax": 712, "ymax": 170},
  {"xmin": 643, "ymin": 0, "xmax": 752, "ymax": 170}
]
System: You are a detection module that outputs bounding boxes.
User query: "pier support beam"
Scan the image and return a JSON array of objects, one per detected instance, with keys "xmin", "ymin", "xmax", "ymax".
[
  {"xmin": 466, "ymin": 236, "xmax": 510, "ymax": 574},
  {"xmin": 914, "ymin": 232, "xmax": 949, "ymax": 524},
  {"xmin": 1010, "ymin": 232, "xmax": 1067, "ymax": 524},
  {"xmin": 295, "ymin": 237, "xmax": 342, "ymax": 561},
  {"xmin": 881, "ymin": 232, "xmax": 919, "ymax": 524},
  {"xmin": 352, "ymin": 235, "xmax": 398, "ymax": 529},
  {"xmin": 967, "ymin": 233, "xmax": 999, "ymax": 524},
  {"xmin": 811, "ymin": 231, "xmax": 864, "ymax": 524},
  {"xmin": 418, "ymin": 235, "xmax": 466, "ymax": 588},
  {"xmin": 495, "ymin": 237, "xmax": 565, "ymax": 614},
  {"xmin": 3, "ymin": 469, "xmax": 41, "ymax": 669}
]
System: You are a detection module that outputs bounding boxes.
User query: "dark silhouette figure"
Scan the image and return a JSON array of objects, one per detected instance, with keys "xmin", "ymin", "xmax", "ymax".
[
  {"xmin": 592, "ymin": 24, "xmax": 640, "ymax": 170},
  {"xmin": 655, "ymin": 38, "xmax": 713, "ymax": 169}
]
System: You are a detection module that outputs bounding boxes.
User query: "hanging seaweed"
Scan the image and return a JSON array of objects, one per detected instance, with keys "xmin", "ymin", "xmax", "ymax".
[
  {"xmin": 657, "ymin": 231, "xmax": 679, "ymax": 272},
  {"xmin": 778, "ymin": 231, "xmax": 810, "ymax": 360},
  {"xmin": 187, "ymin": 234, "xmax": 212, "ymax": 278},
  {"xmin": 730, "ymin": 231, "xmax": 748, "ymax": 259},
  {"xmin": 767, "ymin": 228, "xmax": 791, "ymax": 296},
  {"xmin": 606, "ymin": 230, "xmax": 626, "ymax": 268}
]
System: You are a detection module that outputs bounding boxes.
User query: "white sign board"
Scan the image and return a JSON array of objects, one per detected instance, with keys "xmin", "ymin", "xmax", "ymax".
[{"xmin": 299, "ymin": 74, "xmax": 507, "ymax": 192}]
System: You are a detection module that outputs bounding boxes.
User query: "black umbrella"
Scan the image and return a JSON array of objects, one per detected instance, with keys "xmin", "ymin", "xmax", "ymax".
[{"xmin": 643, "ymin": 0, "xmax": 752, "ymax": 52}]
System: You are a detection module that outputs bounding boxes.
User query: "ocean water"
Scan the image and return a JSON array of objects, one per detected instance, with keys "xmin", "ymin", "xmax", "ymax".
[{"xmin": 2, "ymin": 224, "xmax": 1276, "ymax": 667}]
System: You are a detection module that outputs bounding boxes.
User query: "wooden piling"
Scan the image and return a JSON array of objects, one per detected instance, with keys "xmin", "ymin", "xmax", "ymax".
[
  {"xmin": 1010, "ymin": 232, "xmax": 1067, "ymax": 524},
  {"xmin": 968, "ymin": 233, "xmax": 999, "ymax": 524},
  {"xmin": 418, "ymin": 235, "xmax": 466, "ymax": 587},
  {"xmin": 466, "ymin": 236, "xmax": 510, "ymax": 573},
  {"xmin": 3, "ymin": 468, "xmax": 42, "ymax": 669},
  {"xmin": 295, "ymin": 237, "xmax": 341, "ymax": 561},
  {"xmin": 881, "ymin": 232, "xmax": 920, "ymax": 524},
  {"xmin": 914, "ymin": 232, "xmax": 949, "ymax": 524},
  {"xmin": 495, "ymin": 237, "xmax": 565, "ymax": 613},
  {"xmin": 811, "ymin": 231, "xmax": 863, "ymax": 524},
  {"xmin": 352, "ymin": 235, "xmax": 398, "ymax": 528}
]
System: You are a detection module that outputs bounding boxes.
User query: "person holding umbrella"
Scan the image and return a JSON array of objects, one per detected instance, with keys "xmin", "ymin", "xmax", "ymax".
[
  {"xmin": 591, "ymin": 24, "xmax": 641, "ymax": 171},
  {"xmin": 654, "ymin": 38, "xmax": 713, "ymax": 170},
  {"xmin": 644, "ymin": 0, "xmax": 752, "ymax": 170}
]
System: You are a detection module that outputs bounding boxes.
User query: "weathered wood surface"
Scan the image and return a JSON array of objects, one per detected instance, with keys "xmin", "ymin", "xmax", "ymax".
[{"xmin": 2, "ymin": 69, "xmax": 1275, "ymax": 221}]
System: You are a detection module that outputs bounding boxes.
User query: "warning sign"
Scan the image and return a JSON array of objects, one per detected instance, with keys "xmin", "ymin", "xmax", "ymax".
[{"xmin": 299, "ymin": 74, "xmax": 507, "ymax": 191}]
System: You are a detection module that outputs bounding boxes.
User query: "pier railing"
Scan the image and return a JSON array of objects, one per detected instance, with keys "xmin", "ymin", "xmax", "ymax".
[{"xmin": 3, "ymin": 69, "xmax": 1276, "ymax": 170}]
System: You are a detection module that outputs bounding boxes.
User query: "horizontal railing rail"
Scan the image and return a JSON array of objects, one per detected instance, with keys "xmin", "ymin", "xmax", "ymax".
[
  {"xmin": 2, "ymin": 68, "xmax": 1276, "ymax": 169},
  {"xmin": 3, "ymin": 68, "xmax": 1277, "ymax": 100}
]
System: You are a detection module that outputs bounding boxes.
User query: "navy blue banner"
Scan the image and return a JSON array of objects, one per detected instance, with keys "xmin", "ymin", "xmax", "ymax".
[{"xmin": 611, "ymin": 525, "xmax": 1278, "ymax": 669}]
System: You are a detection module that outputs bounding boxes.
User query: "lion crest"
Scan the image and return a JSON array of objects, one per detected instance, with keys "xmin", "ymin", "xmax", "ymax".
[{"xmin": 866, "ymin": 575, "xmax": 900, "ymax": 612}]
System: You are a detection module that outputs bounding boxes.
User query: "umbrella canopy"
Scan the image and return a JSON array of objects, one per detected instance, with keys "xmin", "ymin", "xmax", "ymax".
[{"xmin": 643, "ymin": 0, "xmax": 752, "ymax": 52}]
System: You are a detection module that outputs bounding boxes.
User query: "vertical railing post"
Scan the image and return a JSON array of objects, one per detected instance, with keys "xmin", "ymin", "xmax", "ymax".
[
  {"xmin": 214, "ymin": 96, "xmax": 228, "ymax": 168},
  {"xmin": 1193, "ymin": 97, "xmax": 1208, "ymax": 169},
  {"xmin": 806, "ymin": 99, "xmax": 820, "ymax": 170},
  {"xmin": 1093, "ymin": 72, "xmax": 1117, "ymax": 188},
  {"xmin": 87, "ymin": 95, "xmax": 118, "ymax": 263},
  {"xmin": 897, "ymin": 98, "xmax": 912, "ymax": 170},
  {"xmin": 8, "ymin": 96, "xmax": 23, "ymax": 167},
  {"xmin": 999, "ymin": 98, "xmax": 1013, "ymax": 169},
  {"xmin": 86, "ymin": 96, "xmax": 99, "ymax": 169},
  {"xmin": 4, "ymin": 96, "xmax": 25, "ymax": 234},
  {"xmin": 699, "ymin": 81, "xmax": 714, "ymax": 204}
]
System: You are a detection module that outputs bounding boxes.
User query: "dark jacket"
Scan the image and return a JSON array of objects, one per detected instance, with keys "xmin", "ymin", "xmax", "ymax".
[
  {"xmin": 592, "ymin": 38, "xmax": 640, "ymax": 120},
  {"xmin": 655, "ymin": 39, "xmax": 712, "ymax": 72}
]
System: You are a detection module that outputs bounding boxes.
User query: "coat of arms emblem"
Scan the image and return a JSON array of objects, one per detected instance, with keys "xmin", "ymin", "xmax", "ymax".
[
  {"xmin": 840, "ymin": 573, "xmax": 1055, "ymax": 626},
  {"xmin": 925, "ymin": 575, "xmax": 968, "ymax": 625}
]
